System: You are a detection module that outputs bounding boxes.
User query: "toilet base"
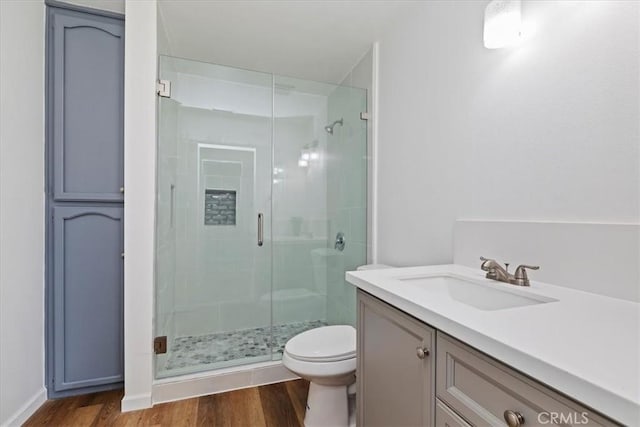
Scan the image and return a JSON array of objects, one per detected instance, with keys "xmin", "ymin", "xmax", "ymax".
[{"xmin": 304, "ymin": 382, "xmax": 349, "ymax": 427}]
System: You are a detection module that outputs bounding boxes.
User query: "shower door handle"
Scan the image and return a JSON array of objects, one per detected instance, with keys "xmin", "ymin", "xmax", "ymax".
[{"xmin": 257, "ymin": 213, "xmax": 264, "ymax": 247}]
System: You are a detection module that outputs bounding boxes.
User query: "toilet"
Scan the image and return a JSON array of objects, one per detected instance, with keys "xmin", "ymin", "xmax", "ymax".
[{"xmin": 282, "ymin": 264, "xmax": 392, "ymax": 427}]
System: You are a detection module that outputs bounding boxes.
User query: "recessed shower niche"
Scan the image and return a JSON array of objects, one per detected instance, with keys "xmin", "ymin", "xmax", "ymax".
[
  {"xmin": 155, "ymin": 56, "xmax": 368, "ymax": 378},
  {"xmin": 204, "ymin": 189, "xmax": 236, "ymax": 226}
]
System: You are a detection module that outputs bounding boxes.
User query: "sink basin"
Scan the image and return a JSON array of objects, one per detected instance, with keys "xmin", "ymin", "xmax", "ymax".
[{"xmin": 397, "ymin": 274, "xmax": 557, "ymax": 311}]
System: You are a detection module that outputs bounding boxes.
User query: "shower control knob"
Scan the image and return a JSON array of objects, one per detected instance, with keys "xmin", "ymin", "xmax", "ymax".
[{"xmin": 416, "ymin": 347, "xmax": 429, "ymax": 359}]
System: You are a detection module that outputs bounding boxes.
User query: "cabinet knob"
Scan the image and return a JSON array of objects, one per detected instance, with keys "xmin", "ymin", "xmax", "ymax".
[
  {"xmin": 120, "ymin": 187, "xmax": 124, "ymax": 193},
  {"xmin": 416, "ymin": 347, "xmax": 429, "ymax": 359},
  {"xmin": 504, "ymin": 410, "xmax": 524, "ymax": 427}
]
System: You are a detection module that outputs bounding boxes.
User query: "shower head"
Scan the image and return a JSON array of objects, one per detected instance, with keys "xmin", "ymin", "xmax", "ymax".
[{"xmin": 324, "ymin": 118, "xmax": 344, "ymax": 135}]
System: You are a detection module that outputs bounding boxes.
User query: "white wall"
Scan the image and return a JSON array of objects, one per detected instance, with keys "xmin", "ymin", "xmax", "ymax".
[
  {"xmin": 454, "ymin": 220, "xmax": 640, "ymax": 301},
  {"xmin": 466, "ymin": 2, "xmax": 638, "ymax": 222},
  {"xmin": 122, "ymin": 0, "xmax": 157, "ymax": 412},
  {"xmin": 57, "ymin": 0, "xmax": 124, "ymax": 15},
  {"xmin": 0, "ymin": 1, "xmax": 47, "ymax": 425},
  {"xmin": 376, "ymin": 0, "xmax": 472, "ymax": 267},
  {"xmin": 376, "ymin": 1, "xmax": 639, "ymax": 298}
]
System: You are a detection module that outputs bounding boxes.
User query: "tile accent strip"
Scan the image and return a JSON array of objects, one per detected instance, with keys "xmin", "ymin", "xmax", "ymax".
[{"xmin": 204, "ymin": 189, "xmax": 236, "ymax": 226}]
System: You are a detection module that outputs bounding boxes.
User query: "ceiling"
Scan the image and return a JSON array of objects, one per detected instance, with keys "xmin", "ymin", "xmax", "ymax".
[{"xmin": 158, "ymin": 0, "xmax": 414, "ymax": 84}]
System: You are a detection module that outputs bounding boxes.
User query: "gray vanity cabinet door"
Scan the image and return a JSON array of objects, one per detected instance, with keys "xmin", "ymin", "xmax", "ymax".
[
  {"xmin": 51, "ymin": 10, "xmax": 124, "ymax": 202},
  {"xmin": 357, "ymin": 290, "xmax": 436, "ymax": 427},
  {"xmin": 52, "ymin": 206, "xmax": 123, "ymax": 391}
]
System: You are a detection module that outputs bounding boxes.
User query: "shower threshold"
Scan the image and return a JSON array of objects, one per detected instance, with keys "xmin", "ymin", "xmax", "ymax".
[{"xmin": 163, "ymin": 320, "xmax": 327, "ymax": 372}]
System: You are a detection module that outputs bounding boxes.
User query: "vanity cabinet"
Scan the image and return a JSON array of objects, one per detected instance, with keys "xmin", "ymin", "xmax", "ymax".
[
  {"xmin": 436, "ymin": 333, "xmax": 614, "ymax": 427},
  {"xmin": 357, "ymin": 290, "xmax": 436, "ymax": 426},
  {"xmin": 356, "ymin": 290, "xmax": 619, "ymax": 427},
  {"xmin": 436, "ymin": 399, "xmax": 472, "ymax": 427}
]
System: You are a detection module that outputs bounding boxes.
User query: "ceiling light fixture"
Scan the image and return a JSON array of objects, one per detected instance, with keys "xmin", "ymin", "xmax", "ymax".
[{"xmin": 483, "ymin": 0, "xmax": 522, "ymax": 49}]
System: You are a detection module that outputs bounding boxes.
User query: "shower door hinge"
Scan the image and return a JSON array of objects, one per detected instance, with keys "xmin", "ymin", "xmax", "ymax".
[
  {"xmin": 360, "ymin": 112, "xmax": 369, "ymax": 120},
  {"xmin": 154, "ymin": 336, "xmax": 167, "ymax": 354},
  {"xmin": 157, "ymin": 80, "xmax": 171, "ymax": 98}
]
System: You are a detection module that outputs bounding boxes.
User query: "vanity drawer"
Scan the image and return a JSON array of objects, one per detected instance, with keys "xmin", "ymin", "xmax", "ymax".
[
  {"xmin": 436, "ymin": 399, "xmax": 472, "ymax": 427},
  {"xmin": 436, "ymin": 333, "xmax": 617, "ymax": 426}
]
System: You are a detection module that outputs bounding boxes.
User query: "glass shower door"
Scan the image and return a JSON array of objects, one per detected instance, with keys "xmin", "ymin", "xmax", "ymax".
[
  {"xmin": 155, "ymin": 56, "xmax": 273, "ymax": 378},
  {"xmin": 270, "ymin": 76, "xmax": 368, "ymax": 360}
]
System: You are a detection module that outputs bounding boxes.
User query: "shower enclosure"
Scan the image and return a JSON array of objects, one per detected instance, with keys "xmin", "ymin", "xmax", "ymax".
[{"xmin": 155, "ymin": 56, "xmax": 367, "ymax": 378}]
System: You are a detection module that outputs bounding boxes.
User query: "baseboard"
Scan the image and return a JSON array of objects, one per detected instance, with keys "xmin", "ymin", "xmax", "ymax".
[
  {"xmin": 1, "ymin": 387, "xmax": 47, "ymax": 427},
  {"xmin": 152, "ymin": 361, "xmax": 298, "ymax": 405},
  {"xmin": 120, "ymin": 392, "xmax": 153, "ymax": 412},
  {"xmin": 47, "ymin": 381, "xmax": 123, "ymax": 399}
]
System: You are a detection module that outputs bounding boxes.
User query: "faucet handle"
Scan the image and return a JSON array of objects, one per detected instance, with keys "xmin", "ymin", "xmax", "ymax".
[
  {"xmin": 513, "ymin": 264, "xmax": 540, "ymax": 286},
  {"xmin": 479, "ymin": 256, "xmax": 494, "ymax": 270},
  {"xmin": 480, "ymin": 256, "xmax": 499, "ymax": 265},
  {"xmin": 516, "ymin": 264, "xmax": 540, "ymax": 272}
]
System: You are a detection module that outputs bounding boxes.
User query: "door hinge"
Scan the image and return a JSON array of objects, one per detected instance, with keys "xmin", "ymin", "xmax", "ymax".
[
  {"xmin": 157, "ymin": 80, "xmax": 171, "ymax": 98},
  {"xmin": 360, "ymin": 112, "xmax": 369, "ymax": 120},
  {"xmin": 154, "ymin": 336, "xmax": 167, "ymax": 354}
]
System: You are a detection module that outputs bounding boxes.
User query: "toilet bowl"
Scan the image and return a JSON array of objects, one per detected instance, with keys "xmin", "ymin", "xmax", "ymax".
[
  {"xmin": 282, "ymin": 325, "xmax": 356, "ymax": 427},
  {"xmin": 282, "ymin": 264, "xmax": 392, "ymax": 426}
]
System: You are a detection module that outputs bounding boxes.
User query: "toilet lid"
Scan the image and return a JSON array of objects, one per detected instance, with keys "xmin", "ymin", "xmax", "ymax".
[{"xmin": 285, "ymin": 325, "xmax": 356, "ymax": 362}]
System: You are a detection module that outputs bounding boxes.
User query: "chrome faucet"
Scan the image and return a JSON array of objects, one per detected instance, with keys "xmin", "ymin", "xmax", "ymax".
[{"xmin": 480, "ymin": 257, "xmax": 539, "ymax": 287}]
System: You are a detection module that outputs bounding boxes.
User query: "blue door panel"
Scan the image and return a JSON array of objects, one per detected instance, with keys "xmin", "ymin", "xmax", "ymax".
[
  {"xmin": 52, "ymin": 10, "xmax": 124, "ymax": 202},
  {"xmin": 53, "ymin": 206, "xmax": 123, "ymax": 390}
]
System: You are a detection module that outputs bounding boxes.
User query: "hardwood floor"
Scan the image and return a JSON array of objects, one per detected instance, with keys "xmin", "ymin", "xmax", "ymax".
[{"xmin": 23, "ymin": 380, "xmax": 309, "ymax": 427}]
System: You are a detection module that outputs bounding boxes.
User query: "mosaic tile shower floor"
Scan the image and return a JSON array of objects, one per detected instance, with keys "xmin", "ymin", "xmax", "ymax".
[{"xmin": 165, "ymin": 320, "xmax": 327, "ymax": 370}]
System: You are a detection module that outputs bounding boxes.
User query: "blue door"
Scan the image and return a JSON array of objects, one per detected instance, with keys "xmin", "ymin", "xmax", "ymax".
[
  {"xmin": 50, "ymin": 7, "xmax": 124, "ymax": 203},
  {"xmin": 47, "ymin": 5, "xmax": 124, "ymax": 396},
  {"xmin": 52, "ymin": 207, "xmax": 124, "ymax": 390}
]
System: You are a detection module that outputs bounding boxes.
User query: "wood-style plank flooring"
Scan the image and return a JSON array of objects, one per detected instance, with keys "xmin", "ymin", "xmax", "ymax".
[{"xmin": 23, "ymin": 380, "xmax": 309, "ymax": 427}]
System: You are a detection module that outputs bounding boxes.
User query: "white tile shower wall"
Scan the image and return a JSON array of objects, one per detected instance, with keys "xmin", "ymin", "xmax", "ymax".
[
  {"xmin": 325, "ymin": 62, "xmax": 370, "ymax": 325},
  {"xmin": 375, "ymin": 1, "xmax": 639, "ymax": 299},
  {"xmin": 271, "ymin": 82, "xmax": 330, "ymax": 326},
  {"xmin": 339, "ymin": 48, "xmax": 374, "ymax": 263},
  {"xmin": 167, "ymin": 73, "xmax": 333, "ymax": 338},
  {"xmin": 271, "ymin": 239, "xmax": 328, "ymax": 325},
  {"xmin": 272, "ymin": 114, "xmax": 328, "ymax": 240},
  {"xmin": 172, "ymin": 105, "xmax": 271, "ymax": 337}
]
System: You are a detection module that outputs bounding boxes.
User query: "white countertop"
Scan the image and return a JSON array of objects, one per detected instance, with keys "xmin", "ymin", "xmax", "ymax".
[{"xmin": 346, "ymin": 264, "xmax": 640, "ymax": 425}]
